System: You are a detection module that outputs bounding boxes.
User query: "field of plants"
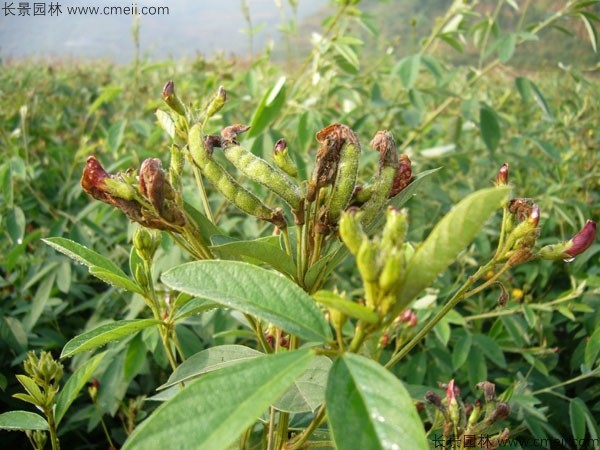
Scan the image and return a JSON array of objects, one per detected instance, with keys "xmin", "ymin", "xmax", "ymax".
[{"xmin": 0, "ymin": 1, "xmax": 599, "ymax": 449}]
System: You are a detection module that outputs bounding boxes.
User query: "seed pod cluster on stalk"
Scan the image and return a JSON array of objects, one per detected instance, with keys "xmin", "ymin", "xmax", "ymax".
[
  {"xmin": 425, "ymin": 380, "xmax": 511, "ymax": 448},
  {"xmin": 188, "ymin": 124, "xmax": 287, "ymax": 229},
  {"xmin": 339, "ymin": 207, "xmax": 412, "ymax": 317},
  {"xmin": 81, "ymin": 156, "xmax": 186, "ymax": 232}
]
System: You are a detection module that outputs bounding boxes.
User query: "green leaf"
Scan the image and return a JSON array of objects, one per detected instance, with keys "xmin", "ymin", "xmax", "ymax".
[
  {"xmin": 452, "ymin": 333, "xmax": 472, "ymax": 370},
  {"xmin": 107, "ymin": 119, "xmax": 127, "ymax": 153},
  {"xmin": 585, "ymin": 327, "xmax": 600, "ymax": 368},
  {"xmin": 313, "ymin": 290, "xmax": 379, "ymax": 324},
  {"xmin": 515, "ymin": 76, "xmax": 532, "ymax": 102},
  {"xmin": 394, "ymin": 55, "xmax": 421, "ymax": 89},
  {"xmin": 211, "ymin": 236, "xmax": 296, "ymax": 277},
  {"xmin": 467, "ymin": 351, "xmax": 487, "ymax": 387},
  {"xmin": 0, "ymin": 411, "xmax": 48, "ymax": 431},
  {"xmin": 155, "ymin": 109, "xmax": 175, "ymax": 139},
  {"xmin": 88, "ymin": 86, "xmax": 122, "ymax": 115},
  {"xmin": 248, "ymin": 77, "xmax": 286, "ymax": 138},
  {"xmin": 183, "ymin": 202, "xmax": 224, "ymax": 246},
  {"xmin": 1, "ymin": 163, "xmax": 13, "ymax": 208},
  {"xmin": 89, "ymin": 266, "xmax": 144, "ymax": 295},
  {"xmin": 497, "ymin": 34, "xmax": 516, "ymax": 62},
  {"xmin": 123, "ymin": 349, "xmax": 313, "ymax": 450},
  {"xmin": 333, "ymin": 43, "xmax": 360, "ymax": 74},
  {"xmin": 55, "ymin": 352, "xmax": 106, "ymax": 425},
  {"xmin": 25, "ymin": 272, "xmax": 57, "ymax": 333},
  {"xmin": 397, "ymin": 186, "xmax": 509, "ymax": 306},
  {"xmin": 6, "ymin": 206, "xmax": 25, "ymax": 245},
  {"xmin": 529, "ymin": 81, "xmax": 553, "ymax": 120},
  {"xmin": 43, "ymin": 237, "xmax": 128, "ymax": 278},
  {"xmin": 173, "ymin": 298, "xmax": 219, "ymax": 321},
  {"xmin": 162, "ymin": 261, "xmax": 332, "ymax": 342},
  {"xmin": 273, "ymin": 355, "xmax": 331, "ymax": 413},
  {"xmin": 61, "ymin": 319, "xmax": 160, "ymax": 358},
  {"xmin": 570, "ymin": 398, "xmax": 587, "ymax": 441},
  {"xmin": 532, "ymin": 138, "xmax": 561, "ymax": 162},
  {"xmin": 579, "ymin": 13, "xmax": 598, "ymax": 52},
  {"xmin": 479, "ymin": 104, "xmax": 501, "ymax": 151},
  {"xmin": 159, "ymin": 345, "xmax": 263, "ymax": 390},
  {"xmin": 326, "ymin": 353, "xmax": 428, "ymax": 450},
  {"xmin": 473, "ymin": 334, "xmax": 506, "ymax": 368}
]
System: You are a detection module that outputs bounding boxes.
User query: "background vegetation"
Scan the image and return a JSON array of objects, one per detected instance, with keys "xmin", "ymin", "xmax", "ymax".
[{"xmin": 1, "ymin": 0, "xmax": 598, "ymax": 448}]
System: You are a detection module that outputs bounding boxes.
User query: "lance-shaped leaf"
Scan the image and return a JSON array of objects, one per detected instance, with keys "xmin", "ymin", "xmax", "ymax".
[
  {"xmin": 61, "ymin": 319, "xmax": 160, "ymax": 358},
  {"xmin": 43, "ymin": 237, "xmax": 141, "ymax": 294},
  {"xmin": 397, "ymin": 186, "xmax": 509, "ymax": 307},
  {"xmin": 55, "ymin": 352, "xmax": 107, "ymax": 424},
  {"xmin": 0, "ymin": 411, "xmax": 48, "ymax": 431},
  {"xmin": 162, "ymin": 261, "xmax": 332, "ymax": 342},
  {"xmin": 123, "ymin": 349, "xmax": 313, "ymax": 450},
  {"xmin": 159, "ymin": 345, "xmax": 263, "ymax": 390},
  {"xmin": 326, "ymin": 353, "xmax": 428, "ymax": 450}
]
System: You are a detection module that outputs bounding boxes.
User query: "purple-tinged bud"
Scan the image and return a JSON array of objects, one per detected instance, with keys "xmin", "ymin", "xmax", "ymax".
[
  {"xmin": 486, "ymin": 402, "xmax": 510, "ymax": 424},
  {"xmin": 273, "ymin": 139, "xmax": 298, "ymax": 178},
  {"xmin": 565, "ymin": 220, "xmax": 596, "ymax": 258},
  {"xmin": 274, "ymin": 139, "xmax": 287, "ymax": 154},
  {"xmin": 527, "ymin": 204, "xmax": 540, "ymax": 227},
  {"xmin": 425, "ymin": 391, "xmax": 443, "ymax": 409},
  {"xmin": 495, "ymin": 163, "xmax": 509, "ymax": 186},
  {"xmin": 539, "ymin": 220, "xmax": 597, "ymax": 261},
  {"xmin": 446, "ymin": 379, "xmax": 459, "ymax": 425},
  {"xmin": 205, "ymin": 85, "xmax": 227, "ymax": 119},
  {"xmin": 161, "ymin": 80, "xmax": 187, "ymax": 117},
  {"xmin": 476, "ymin": 381, "xmax": 496, "ymax": 403},
  {"xmin": 389, "ymin": 154, "xmax": 412, "ymax": 197},
  {"xmin": 81, "ymin": 156, "xmax": 111, "ymax": 202}
]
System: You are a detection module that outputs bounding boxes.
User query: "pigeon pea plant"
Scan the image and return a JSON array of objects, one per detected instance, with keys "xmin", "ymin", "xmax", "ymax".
[{"xmin": 3, "ymin": 82, "xmax": 596, "ymax": 450}]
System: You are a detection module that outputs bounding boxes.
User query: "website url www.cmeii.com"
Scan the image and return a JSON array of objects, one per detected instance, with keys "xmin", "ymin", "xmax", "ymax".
[{"xmin": 2, "ymin": 2, "xmax": 169, "ymax": 16}]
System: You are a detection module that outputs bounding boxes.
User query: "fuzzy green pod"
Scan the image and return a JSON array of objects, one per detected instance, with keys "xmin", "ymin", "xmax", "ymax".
[
  {"xmin": 338, "ymin": 210, "xmax": 366, "ymax": 255},
  {"xmin": 360, "ymin": 131, "xmax": 399, "ymax": 228},
  {"xmin": 273, "ymin": 139, "xmax": 298, "ymax": 178},
  {"xmin": 380, "ymin": 207, "xmax": 407, "ymax": 252},
  {"xmin": 221, "ymin": 143, "xmax": 303, "ymax": 211},
  {"xmin": 162, "ymin": 80, "xmax": 187, "ymax": 118},
  {"xmin": 322, "ymin": 124, "xmax": 361, "ymax": 229},
  {"xmin": 378, "ymin": 247, "xmax": 404, "ymax": 294},
  {"xmin": 188, "ymin": 124, "xmax": 286, "ymax": 228},
  {"xmin": 357, "ymin": 240, "xmax": 380, "ymax": 283},
  {"xmin": 204, "ymin": 86, "xmax": 226, "ymax": 120}
]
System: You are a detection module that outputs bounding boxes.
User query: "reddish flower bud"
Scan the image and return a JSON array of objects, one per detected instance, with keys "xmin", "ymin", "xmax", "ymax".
[
  {"xmin": 389, "ymin": 154, "xmax": 412, "ymax": 197},
  {"xmin": 565, "ymin": 220, "xmax": 596, "ymax": 258},
  {"xmin": 486, "ymin": 402, "xmax": 510, "ymax": 424},
  {"xmin": 81, "ymin": 156, "xmax": 111, "ymax": 202},
  {"xmin": 476, "ymin": 381, "xmax": 496, "ymax": 403},
  {"xmin": 527, "ymin": 204, "xmax": 540, "ymax": 227},
  {"xmin": 274, "ymin": 139, "xmax": 287, "ymax": 154},
  {"xmin": 539, "ymin": 220, "xmax": 597, "ymax": 261},
  {"xmin": 495, "ymin": 163, "xmax": 509, "ymax": 186}
]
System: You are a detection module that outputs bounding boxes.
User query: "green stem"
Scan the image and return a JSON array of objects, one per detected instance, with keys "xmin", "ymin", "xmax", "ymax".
[
  {"xmin": 531, "ymin": 367, "xmax": 600, "ymax": 396},
  {"xmin": 478, "ymin": 0, "xmax": 505, "ymax": 69},
  {"xmin": 385, "ymin": 264, "xmax": 494, "ymax": 369},
  {"xmin": 287, "ymin": 404, "xmax": 327, "ymax": 450},
  {"xmin": 267, "ymin": 406, "xmax": 276, "ymax": 450},
  {"xmin": 281, "ymin": 227, "xmax": 292, "ymax": 257},
  {"xmin": 191, "ymin": 165, "xmax": 215, "ymax": 224},
  {"xmin": 44, "ymin": 407, "xmax": 60, "ymax": 450}
]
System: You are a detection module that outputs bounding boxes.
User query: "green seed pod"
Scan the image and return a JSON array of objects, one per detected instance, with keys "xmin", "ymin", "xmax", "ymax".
[
  {"xmin": 221, "ymin": 142, "xmax": 303, "ymax": 211},
  {"xmin": 273, "ymin": 139, "xmax": 298, "ymax": 178},
  {"xmin": 380, "ymin": 207, "xmax": 407, "ymax": 252},
  {"xmin": 357, "ymin": 239, "xmax": 380, "ymax": 283},
  {"xmin": 188, "ymin": 124, "xmax": 286, "ymax": 228},
  {"xmin": 378, "ymin": 247, "xmax": 404, "ymax": 294},
  {"xmin": 204, "ymin": 85, "xmax": 227, "ymax": 119},
  {"xmin": 360, "ymin": 131, "xmax": 399, "ymax": 228},
  {"xmin": 338, "ymin": 210, "xmax": 366, "ymax": 255},
  {"xmin": 162, "ymin": 80, "xmax": 187, "ymax": 117},
  {"xmin": 352, "ymin": 183, "xmax": 374, "ymax": 205},
  {"xmin": 322, "ymin": 125, "xmax": 361, "ymax": 229}
]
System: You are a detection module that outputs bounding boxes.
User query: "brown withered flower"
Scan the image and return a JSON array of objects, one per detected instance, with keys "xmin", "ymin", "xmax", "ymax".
[
  {"xmin": 139, "ymin": 158, "xmax": 185, "ymax": 226},
  {"xmin": 220, "ymin": 124, "xmax": 250, "ymax": 146},
  {"xmin": 390, "ymin": 153, "xmax": 412, "ymax": 197},
  {"xmin": 81, "ymin": 156, "xmax": 184, "ymax": 232},
  {"xmin": 307, "ymin": 123, "xmax": 351, "ymax": 201}
]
